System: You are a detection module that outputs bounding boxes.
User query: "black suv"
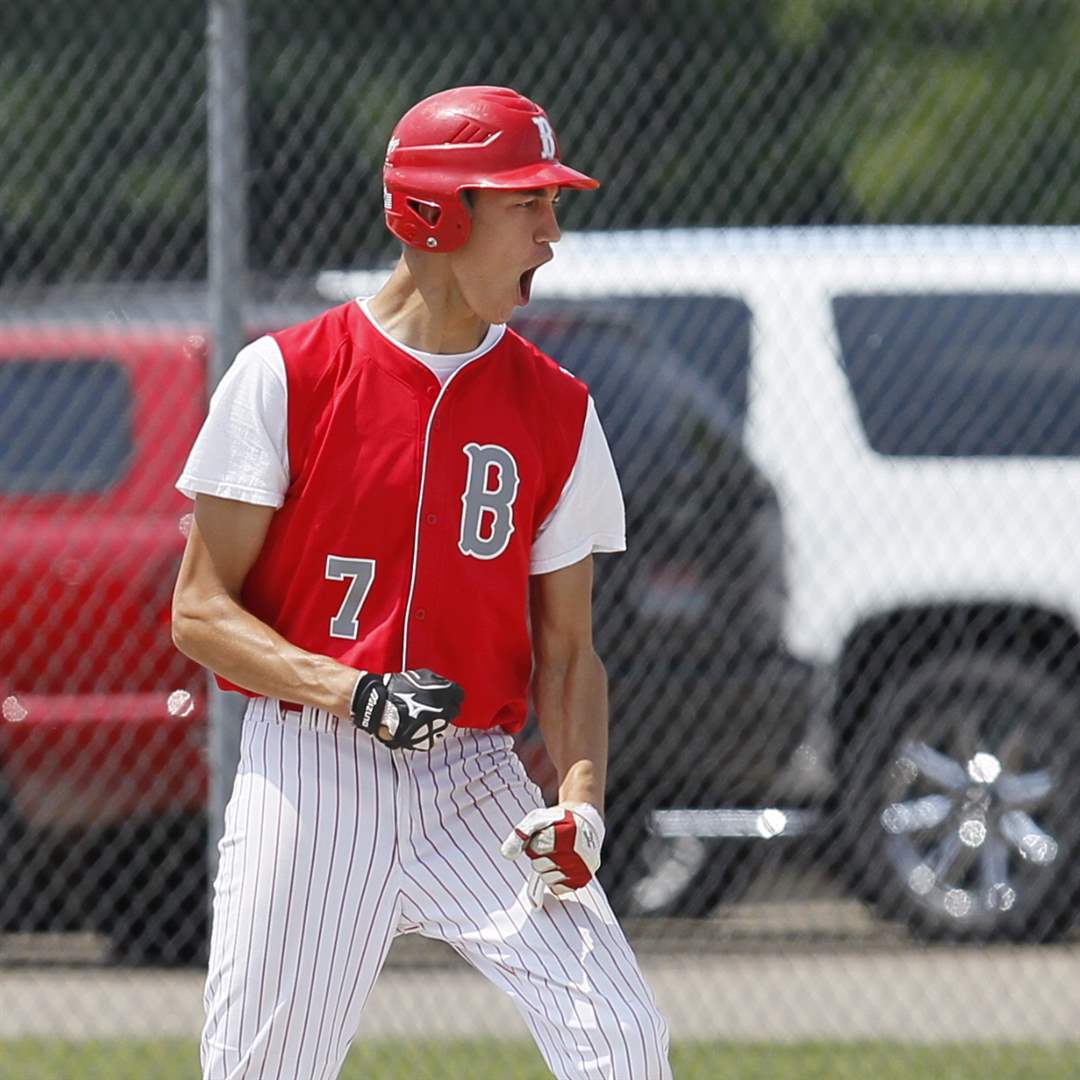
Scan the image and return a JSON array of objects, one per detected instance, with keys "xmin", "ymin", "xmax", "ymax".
[{"xmin": 513, "ymin": 298, "xmax": 820, "ymax": 916}]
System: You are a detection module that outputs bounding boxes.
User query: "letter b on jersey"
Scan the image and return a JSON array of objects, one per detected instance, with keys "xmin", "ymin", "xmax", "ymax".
[{"xmin": 459, "ymin": 443, "xmax": 520, "ymax": 560}]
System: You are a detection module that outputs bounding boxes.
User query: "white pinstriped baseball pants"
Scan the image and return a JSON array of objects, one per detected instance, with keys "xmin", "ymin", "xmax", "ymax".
[{"xmin": 201, "ymin": 698, "xmax": 672, "ymax": 1080}]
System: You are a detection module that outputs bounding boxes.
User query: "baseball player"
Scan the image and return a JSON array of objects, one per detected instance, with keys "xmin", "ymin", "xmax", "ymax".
[{"xmin": 172, "ymin": 85, "xmax": 671, "ymax": 1079}]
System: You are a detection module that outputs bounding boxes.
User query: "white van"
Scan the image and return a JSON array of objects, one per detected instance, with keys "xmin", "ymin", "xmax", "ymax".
[{"xmin": 321, "ymin": 227, "xmax": 1080, "ymax": 941}]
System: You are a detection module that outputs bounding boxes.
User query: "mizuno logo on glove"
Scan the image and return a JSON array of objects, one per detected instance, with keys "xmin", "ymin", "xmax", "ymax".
[{"xmin": 350, "ymin": 668, "xmax": 464, "ymax": 751}]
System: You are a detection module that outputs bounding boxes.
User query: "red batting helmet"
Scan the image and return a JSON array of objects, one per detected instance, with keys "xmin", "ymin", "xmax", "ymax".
[{"xmin": 383, "ymin": 86, "xmax": 600, "ymax": 253}]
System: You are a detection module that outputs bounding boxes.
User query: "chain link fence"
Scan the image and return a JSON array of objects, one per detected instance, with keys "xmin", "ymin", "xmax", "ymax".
[{"xmin": 3, "ymin": 0, "xmax": 1080, "ymax": 1077}]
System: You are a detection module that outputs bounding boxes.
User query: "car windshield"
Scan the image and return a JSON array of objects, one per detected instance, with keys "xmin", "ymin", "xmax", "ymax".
[
  {"xmin": 0, "ymin": 358, "xmax": 134, "ymax": 494},
  {"xmin": 834, "ymin": 293, "xmax": 1080, "ymax": 457}
]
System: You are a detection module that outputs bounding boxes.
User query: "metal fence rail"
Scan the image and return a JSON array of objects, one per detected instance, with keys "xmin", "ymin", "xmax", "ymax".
[{"xmin": 2, "ymin": 1, "xmax": 1080, "ymax": 1077}]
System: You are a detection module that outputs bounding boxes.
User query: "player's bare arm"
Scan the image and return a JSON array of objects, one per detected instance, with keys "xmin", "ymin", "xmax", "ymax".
[
  {"xmin": 500, "ymin": 555, "xmax": 610, "ymax": 904},
  {"xmin": 171, "ymin": 493, "xmax": 360, "ymax": 717},
  {"xmin": 529, "ymin": 555, "xmax": 609, "ymax": 813}
]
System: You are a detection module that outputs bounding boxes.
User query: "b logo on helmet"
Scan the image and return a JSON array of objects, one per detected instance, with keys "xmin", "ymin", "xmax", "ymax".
[{"xmin": 532, "ymin": 116, "xmax": 557, "ymax": 161}]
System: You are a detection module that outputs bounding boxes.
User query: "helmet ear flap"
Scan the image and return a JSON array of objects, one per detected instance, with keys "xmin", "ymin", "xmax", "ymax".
[{"xmin": 385, "ymin": 187, "xmax": 472, "ymax": 252}]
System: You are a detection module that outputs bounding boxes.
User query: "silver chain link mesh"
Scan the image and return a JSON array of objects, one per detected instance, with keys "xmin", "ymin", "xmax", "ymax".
[{"xmin": 3, "ymin": 0, "xmax": 1080, "ymax": 1076}]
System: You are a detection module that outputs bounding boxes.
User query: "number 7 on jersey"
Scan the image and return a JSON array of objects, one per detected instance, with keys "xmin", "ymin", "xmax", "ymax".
[{"xmin": 325, "ymin": 555, "xmax": 376, "ymax": 640}]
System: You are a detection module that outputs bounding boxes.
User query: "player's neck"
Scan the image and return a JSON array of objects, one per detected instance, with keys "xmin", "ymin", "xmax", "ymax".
[{"xmin": 368, "ymin": 256, "xmax": 489, "ymax": 355}]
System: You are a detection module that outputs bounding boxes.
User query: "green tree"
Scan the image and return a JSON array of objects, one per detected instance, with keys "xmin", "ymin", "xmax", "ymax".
[
  {"xmin": 3, "ymin": 0, "xmax": 1078, "ymax": 286},
  {"xmin": 768, "ymin": 0, "xmax": 1080, "ymax": 222}
]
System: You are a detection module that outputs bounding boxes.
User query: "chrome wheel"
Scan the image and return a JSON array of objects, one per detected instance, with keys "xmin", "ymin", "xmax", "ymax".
[
  {"xmin": 852, "ymin": 653, "xmax": 1079, "ymax": 941},
  {"xmin": 882, "ymin": 738, "xmax": 1059, "ymax": 927}
]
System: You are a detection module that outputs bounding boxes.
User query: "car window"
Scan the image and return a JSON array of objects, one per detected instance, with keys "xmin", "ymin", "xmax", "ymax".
[
  {"xmin": 833, "ymin": 294, "xmax": 1080, "ymax": 457},
  {"xmin": 0, "ymin": 358, "xmax": 134, "ymax": 494},
  {"xmin": 514, "ymin": 297, "xmax": 752, "ymax": 447}
]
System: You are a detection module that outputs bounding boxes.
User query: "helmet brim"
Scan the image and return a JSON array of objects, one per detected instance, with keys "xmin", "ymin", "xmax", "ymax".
[{"xmin": 464, "ymin": 161, "xmax": 600, "ymax": 192}]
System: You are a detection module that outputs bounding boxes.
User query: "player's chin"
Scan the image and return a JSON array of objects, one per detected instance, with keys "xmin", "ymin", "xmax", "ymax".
[{"xmin": 479, "ymin": 294, "xmax": 520, "ymax": 325}]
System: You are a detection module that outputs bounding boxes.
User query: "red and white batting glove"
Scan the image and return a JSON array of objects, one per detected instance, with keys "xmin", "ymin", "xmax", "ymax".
[{"xmin": 500, "ymin": 802, "xmax": 605, "ymax": 908}]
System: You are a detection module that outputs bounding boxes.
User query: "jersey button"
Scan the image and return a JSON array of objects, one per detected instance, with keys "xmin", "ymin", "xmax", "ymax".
[
  {"xmin": 415, "ymin": 609, "xmax": 426, "ymax": 621},
  {"xmin": 426, "ymin": 513, "xmax": 437, "ymax": 525}
]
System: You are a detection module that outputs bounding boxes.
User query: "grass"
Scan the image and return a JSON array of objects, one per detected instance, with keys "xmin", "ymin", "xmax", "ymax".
[{"xmin": 0, "ymin": 1039, "xmax": 1078, "ymax": 1078}]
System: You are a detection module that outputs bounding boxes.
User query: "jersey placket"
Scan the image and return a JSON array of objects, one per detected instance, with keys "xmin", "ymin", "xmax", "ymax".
[{"xmin": 400, "ymin": 360, "xmax": 481, "ymax": 669}]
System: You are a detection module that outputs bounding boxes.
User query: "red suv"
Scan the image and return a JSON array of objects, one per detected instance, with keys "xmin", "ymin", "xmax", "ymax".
[{"xmin": 0, "ymin": 287, "xmax": 318, "ymax": 962}]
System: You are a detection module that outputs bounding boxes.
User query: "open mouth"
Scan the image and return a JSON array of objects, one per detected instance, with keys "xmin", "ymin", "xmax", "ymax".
[{"xmin": 518, "ymin": 267, "xmax": 537, "ymax": 306}]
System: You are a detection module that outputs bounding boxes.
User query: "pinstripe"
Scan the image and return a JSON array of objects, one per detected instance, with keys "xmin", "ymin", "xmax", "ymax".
[
  {"xmin": 443, "ymin": 937, "xmax": 565, "ymax": 1068},
  {"xmin": 575, "ymin": 896, "xmax": 668, "ymax": 1077},
  {"xmin": 329, "ymin": 736, "xmax": 399, "ymax": 1056},
  {"xmin": 424, "ymin": 733, "xmax": 595, "ymax": 1071},
  {"xmin": 229, "ymin": 710, "xmax": 264, "ymax": 1064},
  {"xmin": 491, "ymin": 740, "xmax": 659, "ymax": 1075},
  {"xmin": 492, "ymin": 749, "xmax": 671, "ymax": 1072},
  {"xmin": 583, "ymin": 890, "xmax": 672, "ymax": 1067},
  {"xmin": 397, "ymin": 747, "xmax": 548, "ymax": 984},
  {"xmin": 450, "ymin": 734, "xmax": 622, "ymax": 1076},
  {"xmin": 294, "ymin": 728, "xmax": 339, "ymax": 1078},
  {"xmin": 498, "ymin": 762, "xmax": 669, "ymax": 1077},
  {"xmin": 330, "ymin": 852, "xmax": 398, "ymax": 1054},
  {"xmin": 203, "ymin": 713, "xmax": 247, "ymax": 1022},
  {"xmin": 255, "ymin": 724, "xmax": 303, "ymax": 1080},
  {"xmin": 247, "ymin": 715, "xmax": 286, "ymax": 1072},
  {"xmin": 499, "ymin": 774, "xmax": 653, "ymax": 1073},
  {"xmin": 314, "ymin": 725, "xmax": 399, "ymax": 1078},
  {"xmin": 275, "ymin": 719, "xmax": 324, "ymax": 1080},
  {"xmin": 234, "ymin": 705, "xmax": 271, "ymax": 1060},
  {"xmin": 331, "ymin": 893, "xmax": 401, "ymax": 1076},
  {"xmin": 308, "ymin": 727, "xmax": 352, "ymax": 1075},
  {"xmin": 407, "ymin": 739, "xmax": 528, "ymax": 938},
  {"xmin": 437, "ymin": 733, "xmax": 614, "ymax": 1073},
  {"xmin": 395, "ymin": 826, "xmax": 574, "ymax": 1074},
  {"xmin": 320, "ymin": 732, "xmax": 373, "ymax": 1059},
  {"xmin": 234, "ymin": 699, "xmax": 276, "ymax": 1071},
  {"xmin": 400, "ymin": 756, "xmax": 497, "ymax": 928},
  {"xmin": 211, "ymin": 708, "xmax": 247, "ymax": 1071},
  {"xmin": 201, "ymin": 707, "xmax": 669, "ymax": 1080},
  {"xmin": 201, "ymin": 709, "xmax": 259, "ymax": 1076},
  {"xmin": 473, "ymin": 732, "xmax": 661, "ymax": 1079},
  {"xmin": 443, "ymin": 745, "xmax": 593, "ymax": 1075},
  {"xmin": 495, "ymin": 752, "xmax": 672, "ymax": 1074}
]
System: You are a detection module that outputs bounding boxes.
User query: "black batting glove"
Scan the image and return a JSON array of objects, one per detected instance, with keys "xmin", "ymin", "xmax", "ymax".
[{"xmin": 350, "ymin": 668, "xmax": 464, "ymax": 751}]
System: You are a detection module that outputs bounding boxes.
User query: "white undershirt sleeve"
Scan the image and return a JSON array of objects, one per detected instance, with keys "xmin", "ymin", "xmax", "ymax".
[
  {"xmin": 176, "ymin": 335, "xmax": 290, "ymax": 508},
  {"xmin": 530, "ymin": 396, "xmax": 627, "ymax": 575}
]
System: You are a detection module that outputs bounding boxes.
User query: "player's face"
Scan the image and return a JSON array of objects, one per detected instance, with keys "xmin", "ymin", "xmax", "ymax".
[{"xmin": 449, "ymin": 187, "xmax": 561, "ymax": 324}]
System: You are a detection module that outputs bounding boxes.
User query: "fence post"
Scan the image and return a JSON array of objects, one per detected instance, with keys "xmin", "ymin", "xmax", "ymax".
[{"xmin": 205, "ymin": 0, "xmax": 249, "ymax": 891}]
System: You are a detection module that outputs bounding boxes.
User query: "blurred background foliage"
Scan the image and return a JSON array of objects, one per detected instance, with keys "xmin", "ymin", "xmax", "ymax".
[{"xmin": 2, "ymin": 0, "xmax": 1078, "ymax": 285}]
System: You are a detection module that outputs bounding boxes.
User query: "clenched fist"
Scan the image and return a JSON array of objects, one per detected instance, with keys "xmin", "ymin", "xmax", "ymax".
[
  {"xmin": 350, "ymin": 668, "xmax": 464, "ymax": 751},
  {"xmin": 500, "ymin": 802, "xmax": 605, "ymax": 907}
]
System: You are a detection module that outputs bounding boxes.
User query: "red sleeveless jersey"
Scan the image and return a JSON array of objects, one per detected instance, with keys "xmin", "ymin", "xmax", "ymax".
[{"xmin": 217, "ymin": 300, "xmax": 589, "ymax": 733}]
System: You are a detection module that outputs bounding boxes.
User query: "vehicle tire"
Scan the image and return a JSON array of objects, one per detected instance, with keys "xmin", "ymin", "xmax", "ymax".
[
  {"xmin": 840, "ymin": 653, "xmax": 1080, "ymax": 943},
  {"xmin": 97, "ymin": 814, "xmax": 208, "ymax": 965}
]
